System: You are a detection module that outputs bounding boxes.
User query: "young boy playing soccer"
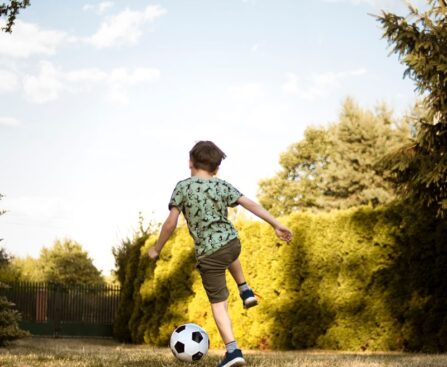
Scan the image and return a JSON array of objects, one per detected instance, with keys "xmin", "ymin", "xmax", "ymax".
[{"xmin": 148, "ymin": 141, "xmax": 292, "ymax": 367}]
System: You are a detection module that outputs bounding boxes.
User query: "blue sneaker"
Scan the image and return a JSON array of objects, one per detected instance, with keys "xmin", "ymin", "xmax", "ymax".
[
  {"xmin": 217, "ymin": 349, "xmax": 246, "ymax": 367},
  {"xmin": 240, "ymin": 288, "xmax": 258, "ymax": 309}
]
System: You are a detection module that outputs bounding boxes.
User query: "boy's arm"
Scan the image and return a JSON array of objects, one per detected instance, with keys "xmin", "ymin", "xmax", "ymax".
[
  {"xmin": 148, "ymin": 207, "xmax": 181, "ymax": 260},
  {"xmin": 237, "ymin": 196, "xmax": 293, "ymax": 242}
]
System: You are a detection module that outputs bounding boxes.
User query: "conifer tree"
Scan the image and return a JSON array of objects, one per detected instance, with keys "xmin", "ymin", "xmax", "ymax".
[
  {"xmin": 0, "ymin": 247, "xmax": 28, "ymax": 345},
  {"xmin": 258, "ymin": 99, "xmax": 410, "ymax": 215},
  {"xmin": 0, "ymin": 0, "xmax": 30, "ymax": 32},
  {"xmin": 0, "ymin": 284, "xmax": 28, "ymax": 346},
  {"xmin": 376, "ymin": 0, "xmax": 447, "ymax": 217}
]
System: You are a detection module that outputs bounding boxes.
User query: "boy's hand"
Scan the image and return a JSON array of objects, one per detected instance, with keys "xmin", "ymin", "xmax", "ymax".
[
  {"xmin": 148, "ymin": 246, "xmax": 160, "ymax": 261},
  {"xmin": 275, "ymin": 224, "xmax": 293, "ymax": 242}
]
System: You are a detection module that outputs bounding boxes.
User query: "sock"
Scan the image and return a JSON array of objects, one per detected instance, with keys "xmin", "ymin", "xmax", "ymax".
[
  {"xmin": 226, "ymin": 340, "xmax": 238, "ymax": 353},
  {"xmin": 238, "ymin": 282, "xmax": 249, "ymax": 294}
]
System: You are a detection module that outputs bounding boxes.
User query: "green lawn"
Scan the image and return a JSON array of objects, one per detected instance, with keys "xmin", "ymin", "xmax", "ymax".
[{"xmin": 1, "ymin": 338, "xmax": 447, "ymax": 367}]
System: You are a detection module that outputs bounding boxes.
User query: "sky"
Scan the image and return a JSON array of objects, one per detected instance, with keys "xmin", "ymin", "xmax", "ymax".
[{"xmin": 0, "ymin": 0, "xmax": 424, "ymax": 275}]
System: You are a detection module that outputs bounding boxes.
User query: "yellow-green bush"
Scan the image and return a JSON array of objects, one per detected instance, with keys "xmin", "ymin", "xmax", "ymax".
[{"xmin": 114, "ymin": 205, "xmax": 447, "ymax": 351}]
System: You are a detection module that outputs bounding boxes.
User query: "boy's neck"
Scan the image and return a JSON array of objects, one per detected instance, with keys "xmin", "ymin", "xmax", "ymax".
[{"xmin": 191, "ymin": 168, "xmax": 216, "ymax": 179}]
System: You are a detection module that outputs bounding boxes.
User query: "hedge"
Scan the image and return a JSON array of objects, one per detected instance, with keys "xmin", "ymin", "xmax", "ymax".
[{"xmin": 114, "ymin": 204, "xmax": 447, "ymax": 352}]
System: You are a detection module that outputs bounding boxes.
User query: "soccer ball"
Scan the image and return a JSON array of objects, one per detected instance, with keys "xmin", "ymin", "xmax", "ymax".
[{"xmin": 169, "ymin": 323, "xmax": 209, "ymax": 362}]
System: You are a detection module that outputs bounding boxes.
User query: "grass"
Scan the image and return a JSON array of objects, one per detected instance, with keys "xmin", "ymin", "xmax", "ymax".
[{"xmin": 1, "ymin": 338, "xmax": 447, "ymax": 367}]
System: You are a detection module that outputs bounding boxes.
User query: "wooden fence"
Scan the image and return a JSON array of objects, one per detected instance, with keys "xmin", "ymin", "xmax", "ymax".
[{"xmin": 0, "ymin": 282, "xmax": 121, "ymax": 337}]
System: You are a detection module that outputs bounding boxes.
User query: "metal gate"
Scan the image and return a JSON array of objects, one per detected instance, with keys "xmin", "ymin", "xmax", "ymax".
[{"xmin": 1, "ymin": 282, "xmax": 120, "ymax": 337}]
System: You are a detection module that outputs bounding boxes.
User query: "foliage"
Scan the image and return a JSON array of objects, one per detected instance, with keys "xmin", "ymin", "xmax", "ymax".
[
  {"xmin": 115, "ymin": 206, "xmax": 447, "ymax": 352},
  {"xmin": 0, "ymin": 283, "xmax": 28, "ymax": 346},
  {"xmin": 258, "ymin": 99, "xmax": 411, "ymax": 216},
  {"xmin": 0, "ymin": 0, "xmax": 30, "ymax": 32},
  {"xmin": 37, "ymin": 239, "xmax": 104, "ymax": 286},
  {"xmin": 112, "ymin": 215, "xmax": 159, "ymax": 342},
  {"xmin": 0, "ymin": 252, "xmax": 20, "ymax": 284},
  {"xmin": 376, "ymin": 0, "xmax": 447, "ymax": 217},
  {"xmin": 8, "ymin": 256, "xmax": 41, "ymax": 282}
]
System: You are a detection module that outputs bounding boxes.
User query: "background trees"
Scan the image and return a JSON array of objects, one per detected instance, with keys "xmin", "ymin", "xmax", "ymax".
[
  {"xmin": 376, "ymin": 0, "xmax": 447, "ymax": 217},
  {"xmin": 0, "ymin": 239, "xmax": 105, "ymax": 286},
  {"xmin": 258, "ymin": 98, "xmax": 411, "ymax": 216},
  {"xmin": 37, "ymin": 239, "xmax": 105, "ymax": 286}
]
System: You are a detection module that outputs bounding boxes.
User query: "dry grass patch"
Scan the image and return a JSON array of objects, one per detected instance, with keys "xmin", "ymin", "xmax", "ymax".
[{"xmin": 0, "ymin": 338, "xmax": 447, "ymax": 367}]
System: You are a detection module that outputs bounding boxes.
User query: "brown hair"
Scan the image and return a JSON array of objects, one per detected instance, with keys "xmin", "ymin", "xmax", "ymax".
[{"xmin": 189, "ymin": 141, "xmax": 227, "ymax": 173}]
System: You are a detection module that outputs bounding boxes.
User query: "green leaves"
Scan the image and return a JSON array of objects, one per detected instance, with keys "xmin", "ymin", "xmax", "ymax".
[{"xmin": 258, "ymin": 98, "xmax": 411, "ymax": 215}]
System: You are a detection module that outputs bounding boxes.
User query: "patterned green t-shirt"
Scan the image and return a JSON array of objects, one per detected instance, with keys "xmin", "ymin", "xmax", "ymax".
[{"xmin": 168, "ymin": 176, "xmax": 243, "ymax": 258}]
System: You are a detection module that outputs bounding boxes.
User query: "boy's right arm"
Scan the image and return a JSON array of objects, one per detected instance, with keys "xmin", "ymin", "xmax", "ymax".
[
  {"xmin": 148, "ymin": 207, "xmax": 181, "ymax": 260},
  {"xmin": 237, "ymin": 196, "xmax": 293, "ymax": 242}
]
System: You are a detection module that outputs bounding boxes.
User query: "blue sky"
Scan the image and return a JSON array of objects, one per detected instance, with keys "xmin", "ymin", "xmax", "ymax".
[{"xmin": 0, "ymin": 0, "xmax": 423, "ymax": 275}]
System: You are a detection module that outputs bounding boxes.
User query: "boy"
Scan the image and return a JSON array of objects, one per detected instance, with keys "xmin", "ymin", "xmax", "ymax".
[{"xmin": 148, "ymin": 141, "xmax": 292, "ymax": 367}]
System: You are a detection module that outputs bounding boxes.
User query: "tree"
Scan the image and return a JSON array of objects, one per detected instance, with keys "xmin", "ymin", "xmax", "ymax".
[
  {"xmin": 39, "ymin": 239, "xmax": 104, "ymax": 286},
  {"xmin": 0, "ymin": 0, "xmax": 30, "ymax": 33},
  {"xmin": 10, "ymin": 256, "xmax": 42, "ymax": 282},
  {"xmin": 258, "ymin": 98, "xmax": 411, "ymax": 216},
  {"xmin": 376, "ymin": 0, "xmax": 447, "ymax": 217},
  {"xmin": 0, "ymin": 283, "xmax": 29, "ymax": 346}
]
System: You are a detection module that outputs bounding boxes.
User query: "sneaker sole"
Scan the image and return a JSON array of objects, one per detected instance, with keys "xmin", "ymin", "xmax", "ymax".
[
  {"xmin": 221, "ymin": 357, "xmax": 246, "ymax": 367},
  {"xmin": 243, "ymin": 296, "xmax": 258, "ymax": 309}
]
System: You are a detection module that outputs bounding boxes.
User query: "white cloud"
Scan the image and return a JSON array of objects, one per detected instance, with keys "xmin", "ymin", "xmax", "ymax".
[
  {"xmin": 0, "ymin": 70, "xmax": 18, "ymax": 92},
  {"xmin": 228, "ymin": 82, "xmax": 265, "ymax": 101},
  {"xmin": 0, "ymin": 20, "xmax": 69, "ymax": 58},
  {"xmin": 23, "ymin": 62, "xmax": 66, "ymax": 103},
  {"xmin": 83, "ymin": 1, "xmax": 114, "ymax": 14},
  {"xmin": 88, "ymin": 5, "xmax": 166, "ymax": 48},
  {"xmin": 251, "ymin": 43, "xmax": 259, "ymax": 52},
  {"xmin": 23, "ymin": 61, "xmax": 160, "ymax": 104},
  {"xmin": 82, "ymin": 4, "xmax": 94, "ymax": 11},
  {"xmin": 283, "ymin": 68, "xmax": 366, "ymax": 100},
  {"xmin": 0, "ymin": 116, "xmax": 20, "ymax": 127}
]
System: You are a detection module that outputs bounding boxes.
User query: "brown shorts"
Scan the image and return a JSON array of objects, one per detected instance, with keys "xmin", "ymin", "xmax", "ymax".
[{"xmin": 196, "ymin": 238, "xmax": 241, "ymax": 303}]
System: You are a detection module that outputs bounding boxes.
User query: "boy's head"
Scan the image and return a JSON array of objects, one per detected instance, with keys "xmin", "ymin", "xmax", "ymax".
[{"xmin": 189, "ymin": 141, "xmax": 226, "ymax": 174}]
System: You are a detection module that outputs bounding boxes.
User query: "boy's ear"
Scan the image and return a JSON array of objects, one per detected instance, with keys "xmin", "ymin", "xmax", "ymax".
[{"xmin": 189, "ymin": 159, "xmax": 193, "ymax": 169}]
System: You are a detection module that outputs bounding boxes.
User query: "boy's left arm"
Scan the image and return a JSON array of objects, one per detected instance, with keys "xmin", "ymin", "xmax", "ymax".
[
  {"xmin": 148, "ymin": 207, "xmax": 181, "ymax": 260},
  {"xmin": 237, "ymin": 196, "xmax": 293, "ymax": 242}
]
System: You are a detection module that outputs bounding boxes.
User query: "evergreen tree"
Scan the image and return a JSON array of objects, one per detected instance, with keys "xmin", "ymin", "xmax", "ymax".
[
  {"xmin": 0, "ymin": 246, "xmax": 28, "ymax": 345},
  {"xmin": 0, "ymin": 0, "xmax": 30, "ymax": 32},
  {"xmin": 376, "ymin": 0, "xmax": 447, "ymax": 217},
  {"xmin": 258, "ymin": 99, "xmax": 411, "ymax": 215},
  {"xmin": 0, "ymin": 283, "xmax": 28, "ymax": 346}
]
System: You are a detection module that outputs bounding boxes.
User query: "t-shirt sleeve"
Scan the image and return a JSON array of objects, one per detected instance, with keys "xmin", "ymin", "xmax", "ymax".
[
  {"xmin": 168, "ymin": 183, "xmax": 184, "ymax": 212},
  {"xmin": 224, "ymin": 181, "xmax": 243, "ymax": 207}
]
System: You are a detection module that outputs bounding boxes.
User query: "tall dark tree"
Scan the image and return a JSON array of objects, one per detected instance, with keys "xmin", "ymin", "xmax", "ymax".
[
  {"xmin": 0, "ymin": 0, "xmax": 30, "ymax": 32},
  {"xmin": 376, "ymin": 0, "xmax": 447, "ymax": 217}
]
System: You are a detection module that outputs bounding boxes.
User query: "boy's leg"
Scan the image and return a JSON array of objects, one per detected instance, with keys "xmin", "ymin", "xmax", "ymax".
[
  {"xmin": 211, "ymin": 300, "xmax": 234, "ymax": 344},
  {"xmin": 229, "ymin": 258, "xmax": 258, "ymax": 309},
  {"xmin": 211, "ymin": 300, "xmax": 246, "ymax": 367},
  {"xmin": 228, "ymin": 258, "xmax": 246, "ymax": 285}
]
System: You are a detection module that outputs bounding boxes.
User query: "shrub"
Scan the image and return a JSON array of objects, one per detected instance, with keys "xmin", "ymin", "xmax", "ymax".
[{"xmin": 114, "ymin": 205, "xmax": 447, "ymax": 351}]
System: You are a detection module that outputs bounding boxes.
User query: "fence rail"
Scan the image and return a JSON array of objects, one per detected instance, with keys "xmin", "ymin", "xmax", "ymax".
[{"xmin": 0, "ymin": 282, "xmax": 121, "ymax": 337}]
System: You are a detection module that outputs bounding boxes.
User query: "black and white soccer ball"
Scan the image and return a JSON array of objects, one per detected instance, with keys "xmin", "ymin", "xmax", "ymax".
[{"xmin": 169, "ymin": 323, "xmax": 209, "ymax": 362}]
